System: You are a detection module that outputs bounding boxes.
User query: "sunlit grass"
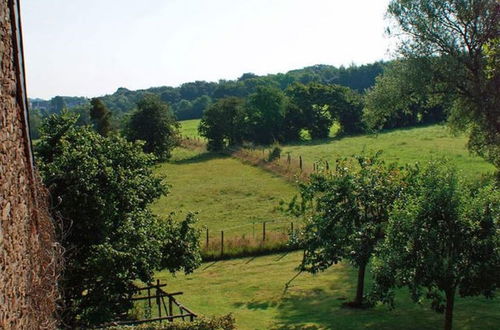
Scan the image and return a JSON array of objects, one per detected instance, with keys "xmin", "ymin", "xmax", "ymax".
[
  {"xmin": 282, "ymin": 125, "xmax": 494, "ymax": 179},
  {"xmin": 151, "ymin": 147, "xmax": 297, "ymax": 237},
  {"xmin": 153, "ymin": 252, "xmax": 500, "ymax": 330}
]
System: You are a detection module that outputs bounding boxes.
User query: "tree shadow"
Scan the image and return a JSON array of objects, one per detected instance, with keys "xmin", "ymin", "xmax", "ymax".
[{"xmin": 171, "ymin": 152, "xmax": 228, "ymax": 165}]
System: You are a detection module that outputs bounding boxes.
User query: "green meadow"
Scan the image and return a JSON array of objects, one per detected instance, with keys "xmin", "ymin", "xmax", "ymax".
[
  {"xmin": 178, "ymin": 120, "xmax": 494, "ymax": 179},
  {"xmin": 151, "ymin": 147, "xmax": 297, "ymax": 237},
  {"xmin": 145, "ymin": 120, "xmax": 500, "ymax": 329},
  {"xmin": 152, "ymin": 252, "xmax": 500, "ymax": 330}
]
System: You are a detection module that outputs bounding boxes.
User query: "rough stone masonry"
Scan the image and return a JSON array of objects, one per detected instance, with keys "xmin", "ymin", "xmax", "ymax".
[{"xmin": 1, "ymin": 1, "xmax": 59, "ymax": 328}]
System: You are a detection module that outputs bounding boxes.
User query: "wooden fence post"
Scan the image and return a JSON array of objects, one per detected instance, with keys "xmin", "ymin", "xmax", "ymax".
[
  {"xmin": 206, "ymin": 227, "xmax": 209, "ymax": 247},
  {"xmin": 326, "ymin": 160, "xmax": 329, "ymax": 170},
  {"xmin": 287, "ymin": 153, "xmax": 291, "ymax": 165},
  {"xmin": 263, "ymin": 222, "xmax": 266, "ymax": 241},
  {"xmin": 253, "ymin": 222, "xmax": 255, "ymax": 238},
  {"xmin": 156, "ymin": 279, "xmax": 161, "ymax": 319},
  {"xmin": 291, "ymin": 222, "xmax": 294, "ymax": 236},
  {"xmin": 220, "ymin": 230, "xmax": 224, "ymax": 257},
  {"xmin": 299, "ymin": 156, "xmax": 303, "ymax": 171}
]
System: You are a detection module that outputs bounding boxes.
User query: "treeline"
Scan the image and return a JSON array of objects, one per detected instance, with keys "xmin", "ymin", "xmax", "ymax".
[
  {"xmin": 199, "ymin": 66, "xmax": 451, "ymax": 151},
  {"xmin": 29, "ymin": 61, "xmax": 386, "ymax": 125},
  {"xmin": 199, "ymin": 83, "xmax": 364, "ymax": 150}
]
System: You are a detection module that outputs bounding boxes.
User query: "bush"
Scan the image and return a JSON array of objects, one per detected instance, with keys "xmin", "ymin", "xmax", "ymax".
[{"xmin": 267, "ymin": 143, "xmax": 282, "ymax": 162}]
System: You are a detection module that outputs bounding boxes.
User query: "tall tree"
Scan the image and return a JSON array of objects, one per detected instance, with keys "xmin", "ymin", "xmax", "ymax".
[
  {"xmin": 290, "ymin": 154, "xmax": 408, "ymax": 307},
  {"xmin": 372, "ymin": 161, "xmax": 499, "ymax": 330},
  {"xmin": 35, "ymin": 112, "xmax": 201, "ymax": 326},
  {"xmin": 245, "ymin": 86, "xmax": 287, "ymax": 144},
  {"xmin": 198, "ymin": 97, "xmax": 246, "ymax": 151},
  {"xmin": 50, "ymin": 96, "xmax": 66, "ymax": 114},
  {"xmin": 125, "ymin": 94, "xmax": 180, "ymax": 161},
  {"xmin": 286, "ymin": 83, "xmax": 334, "ymax": 139},
  {"xmin": 387, "ymin": 0, "xmax": 500, "ymax": 169},
  {"xmin": 90, "ymin": 98, "xmax": 112, "ymax": 136}
]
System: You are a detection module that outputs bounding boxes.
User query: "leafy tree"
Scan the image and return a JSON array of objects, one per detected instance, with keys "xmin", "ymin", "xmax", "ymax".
[
  {"xmin": 175, "ymin": 95, "xmax": 212, "ymax": 120},
  {"xmin": 331, "ymin": 86, "xmax": 365, "ymax": 135},
  {"xmin": 372, "ymin": 161, "xmax": 499, "ymax": 330},
  {"xmin": 364, "ymin": 59, "xmax": 450, "ymax": 131},
  {"xmin": 387, "ymin": 0, "xmax": 500, "ymax": 168},
  {"xmin": 198, "ymin": 97, "xmax": 246, "ymax": 151},
  {"xmin": 90, "ymin": 98, "xmax": 112, "ymax": 136},
  {"xmin": 212, "ymin": 80, "xmax": 247, "ymax": 100},
  {"xmin": 125, "ymin": 94, "xmax": 180, "ymax": 161},
  {"xmin": 50, "ymin": 95, "xmax": 66, "ymax": 114},
  {"xmin": 286, "ymin": 83, "xmax": 333, "ymax": 139},
  {"xmin": 69, "ymin": 103, "xmax": 92, "ymax": 126},
  {"xmin": 28, "ymin": 108, "xmax": 43, "ymax": 139},
  {"xmin": 290, "ymin": 154, "xmax": 408, "ymax": 306},
  {"xmin": 35, "ymin": 112, "xmax": 201, "ymax": 327},
  {"xmin": 245, "ymin": 86, "xmax": 287, "ymax": 144}
]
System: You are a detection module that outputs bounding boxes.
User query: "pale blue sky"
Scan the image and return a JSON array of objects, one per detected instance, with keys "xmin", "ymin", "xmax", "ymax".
[{"xmin": 22, "ymin": 0, "xmax": 393, "ymax": 99}]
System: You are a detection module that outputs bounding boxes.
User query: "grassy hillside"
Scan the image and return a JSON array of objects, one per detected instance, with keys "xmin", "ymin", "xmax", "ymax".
[
  {"xmin": 179, "ymin": 121, "xmax": 494, "ymax": 178},
  {"xmin": 153, "ymin": 252, "xmax": 499, "ymax": 330},
  {"xmin": 281, "ymin": 125, "xmax": 493, "ymax": 178},
  {"xmin": 151, "ymin": 148, "xmax": 296, "ymax": 237}
]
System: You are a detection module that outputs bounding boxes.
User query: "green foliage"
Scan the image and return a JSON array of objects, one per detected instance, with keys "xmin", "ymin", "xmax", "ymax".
[
  {"xmin": 372, "ymin": 160, "xmax": 499, "ymax": 330},
  {"xmin": 35, "ymin": 112, "xmax": 200, "ymax": 327},
  {"xmin": 267, "ymin": 143, "xmax": 282, "ymax": 162},
  {"xmin": 286, "ymin": 83, "xmax": 333, "ymax": 139},
  {"xmin": 28, "ymin": 108, "xmax": 43, "ymax": 139},
  {"xmin": 90, "ymin": 97, "xmax": 112, "ymax": 136},
  {"xmin": 290, "ymin": 153, "xmax": 409, "ymax": 305},
  {"xmin": 125, "ymin": 94, "xmax": 180, "ymax": 161},
  {"xmin": 387, "ymin": 0, "xmax": 500, "ymax": 169},
  {"xmin": 363, "ymin": 59, "xmax": 447, "ymax": 131},
  {"xmin": 245, "ymin": 86, "xmax": 287, "ymax": 144},
  {"xmin": 109, "ymin": 314, "xmax": 236, "ymax": 330},
  {"xmin": 198, "ymin": 97, "xmax": 246, "ymax": 151}
]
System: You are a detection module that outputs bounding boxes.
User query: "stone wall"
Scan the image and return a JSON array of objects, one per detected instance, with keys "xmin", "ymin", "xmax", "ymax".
[{"xmin": 0, "ymin": 1, "xmax": 59, "ymax": 328}]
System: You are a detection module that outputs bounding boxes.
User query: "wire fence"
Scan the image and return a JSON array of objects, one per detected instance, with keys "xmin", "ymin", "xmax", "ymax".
[{"xmin": 200, "ymin": 220, "xmax": 302, "ymax": 261}]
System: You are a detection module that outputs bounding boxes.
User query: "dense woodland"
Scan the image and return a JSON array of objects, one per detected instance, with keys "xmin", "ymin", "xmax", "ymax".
[{"xmin": 28, "ymin": 62, "xmax": 385, "ymax": 132}]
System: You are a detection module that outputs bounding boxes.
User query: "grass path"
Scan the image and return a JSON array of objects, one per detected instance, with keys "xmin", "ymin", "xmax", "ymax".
[
  {"xmin": 154, "ymin": 252, "xmax": 499, "ymax": 330},
  {"xmin": 151, "ymin": 148, "xmax": 297, "ymax": 237}
]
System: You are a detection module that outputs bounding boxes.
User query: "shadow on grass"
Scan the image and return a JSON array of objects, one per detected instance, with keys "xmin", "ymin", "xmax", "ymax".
[{"xmin": 171, "ymin": 151, "xmax": 227, "ymax": 165}]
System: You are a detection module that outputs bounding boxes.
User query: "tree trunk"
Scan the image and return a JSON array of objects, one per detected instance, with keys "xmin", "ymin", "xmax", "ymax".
[
  {"xmin": 354, "ymin": 262, "xmax": 367, "ymax": 306},
  {"xmin": 444, "ymin": 288, "xmax": 455, "ymax": 330}
]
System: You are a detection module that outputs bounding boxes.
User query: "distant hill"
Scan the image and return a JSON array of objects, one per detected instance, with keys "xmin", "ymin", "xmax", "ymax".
[{"xmin": 30, "ymin": 61, "xmax": 387, "ymax": 121}]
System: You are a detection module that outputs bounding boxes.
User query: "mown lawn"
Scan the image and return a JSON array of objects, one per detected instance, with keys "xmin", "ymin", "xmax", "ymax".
[
  {"xmin": 151, "ymin": 147, "xmax": 297, "ymax": 237},
  {"xmin": 152, "ymin": 252, "xmax": 499, "ymax": 330}
]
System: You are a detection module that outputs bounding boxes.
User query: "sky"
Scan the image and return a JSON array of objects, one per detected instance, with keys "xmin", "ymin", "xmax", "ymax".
[{"xmin": 22, "ymin": 0, "xmax": 394, "ymax": 99}]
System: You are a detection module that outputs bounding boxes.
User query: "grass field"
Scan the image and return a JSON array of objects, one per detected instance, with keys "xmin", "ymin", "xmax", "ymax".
[
  {"xmin": 151, "ymin": 147, "xmax": 297, "ymax": 238},
  {"xmin": 152, "ymin": 252, "xmax": 499, "ymax": 330},
  {"xmin": 281, "ymin": 125, "xmax": 494, "ymax": 179},
  {"xmin": 179, "ymin": 120, "xmax": 494, "ymax": 179},
  {"xmin": 179, "ymin": 119, "xmax": 204, "ymax": 138}
]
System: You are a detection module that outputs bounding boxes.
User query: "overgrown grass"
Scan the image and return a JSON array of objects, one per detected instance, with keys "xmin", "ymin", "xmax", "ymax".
[
  {"xmin": 201, "ymin": 230, "xmax": 298, "ymax": 261},
  {"xmin": 151, "ymin": 148, "xmax": 297, "ymax": 237},
  {"xmin": 153, "ymin": 252, "xmax": 499, "ymax": 330}
]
